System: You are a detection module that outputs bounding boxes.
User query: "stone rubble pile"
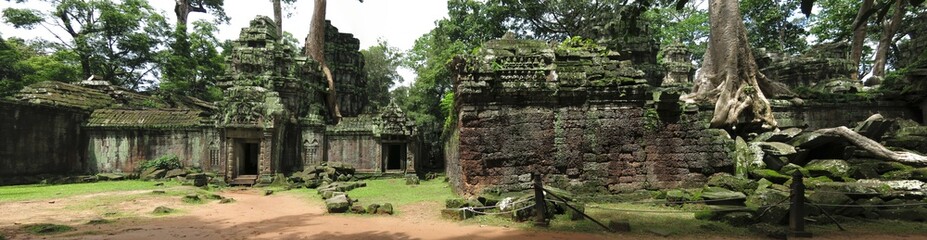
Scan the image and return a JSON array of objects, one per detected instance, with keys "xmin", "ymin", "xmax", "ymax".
[
  {"xmin": 681, "ymin": 114, "xmax": 927, "ymax": 225},
  {"xmin": 441, "ymin": 186, "xmax": 585, "ymax": 222},
  {"xmin": 288, "ymin": 162, "xmax": 359, "ymax": 188}
]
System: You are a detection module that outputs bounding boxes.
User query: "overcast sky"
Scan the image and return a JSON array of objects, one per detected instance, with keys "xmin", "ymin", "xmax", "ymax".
[{"xmin": 0, "ymin": 0, "xmax": 450, "ymax": 87}]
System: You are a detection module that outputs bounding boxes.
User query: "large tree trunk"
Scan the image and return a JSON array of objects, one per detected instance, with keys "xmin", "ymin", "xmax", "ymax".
[
  {"xmin": 306, "ymin": 0, "xmax": 341, "ymax": 122},
  {"xmin": 681, "ymin": 0, "xmax": 791, "ymax": 129},
  {"xmin": 850, "ymin": 0, "xmax": 874, "ymax": 81},
  {"xmin": 870, "ymin": 0, "xmax": 906, "ymax": 84},
  {"xmin": 175, "ymin": 0, "xmax": 191, "ymax": 28},
  {"xmin": 273, "ymin": 0, "xmax": 282, "ymax": 37},
  {"xmin": 815, "ymin": 126, "xmax": 927, "ymax": 166}
]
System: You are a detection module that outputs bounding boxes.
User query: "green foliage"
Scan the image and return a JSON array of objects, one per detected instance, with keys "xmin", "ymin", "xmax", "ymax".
[
  {"xmin": 1, "ymin": 8, "xmax": 43, "ymax": 29},
  {"xmin": 495, "ymin": 0, "xmax": 631, "ymax": 39},
  {"xmin": 22, "ymin": 223, "xmax": 74, "ymax": 235},
  {"xmin": 161, "ymin": 20, "xmax": 226, "ymax": 100},
  {"xmin": 740, "ymin": 0, "xmax": 809, "ymax": 54},
  {"xmin": 440, "ymin": 91, "xmax": 455, "ymax": 130},
  {"xmin": 360, "ymin": 39, "xmax": 403, "ymax": 109},
  {"xmin": 0, "ymin": 36, "xmax": 81, "ymax": 97},
  {"xmin": 558, "ymin": 36, "xmax": 600, "ymax": 51},
  {"xmin": 643, "ymin": 1, "xmax": 709, "ymax": 65},
  {"xmin": 140, "ymin": 154, "xmax": 182, "ymax": 171},
  {"xmin": 4, "ymin": 0, "xmax": 171, "ymax": 89},
  {"xmin": 809, "ymin": 0, "xmax": 863, "ymax": 43}
]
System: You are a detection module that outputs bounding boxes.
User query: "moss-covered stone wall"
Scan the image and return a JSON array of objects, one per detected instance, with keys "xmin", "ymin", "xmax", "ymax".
[
  {"xmin": 771, "ymin": 100, "xmax": 919, "ymax": 130},
  {"xmin": 0, "ymin": 101, "xmax": 88, "ymax": 184},
  {"xmin": 450, "ymin": 38, "xmax": 734, "ymax": 195},
  {"xmin": 85, "ymin": 128, "xmax": 218, "ymax": 173}
]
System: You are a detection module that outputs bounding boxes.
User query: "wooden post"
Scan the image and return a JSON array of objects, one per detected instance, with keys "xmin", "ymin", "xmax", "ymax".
[
  {"xmin": 543, "ymin": 188, "xmax": 613, "ymax": 232},
  {"xmin": 533, "ymin": 173, "xmax": 548, "ymax": 227},
  {"xmin": 789, "ymin": 171, "xmax": 812, "ymax": 238}
]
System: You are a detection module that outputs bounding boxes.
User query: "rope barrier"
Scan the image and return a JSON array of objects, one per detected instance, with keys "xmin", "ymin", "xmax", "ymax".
[
  {"xmin": 464, "ymin": 203, "xmax": 537, "ymax": 215},
  {"xmin": 808, "ymin": 202, "xmax": 927, "ymax": 208},
  {"xmin": 584, "ymin": 203, "xmax": 790, "ymax": 213},
  {"xmin": 810, "ymin": 190, "xmax": 915, "ymax": 195}
]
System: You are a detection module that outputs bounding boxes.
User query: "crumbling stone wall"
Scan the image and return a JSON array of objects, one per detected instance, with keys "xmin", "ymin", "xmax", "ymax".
[
  {"xmin": 0, "ymin": 101, "xmax": 88, "ymax": 184},
  {"xmin": 323, "ymin": 20, "xmax": 367, "ymax": 117},
  {"xmin": 772, "ymin": 100, "xmax": 919, "ymax": 130},
  {"xmin": 86, "ymin": 129, "xmax": 216, "ymax": 173},
  {"xmin": 450, "ymin": 38, "xmax": 734, "ymax": 195}
]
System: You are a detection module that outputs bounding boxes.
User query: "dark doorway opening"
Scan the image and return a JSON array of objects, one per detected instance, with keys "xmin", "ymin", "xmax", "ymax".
[
  {"xmin": 240, "ymin": 143, "xmax": 260, "ymax": 175},
  {"xmin": 386, "ymin": 144, "xmax": 403, "ymax": 170}
]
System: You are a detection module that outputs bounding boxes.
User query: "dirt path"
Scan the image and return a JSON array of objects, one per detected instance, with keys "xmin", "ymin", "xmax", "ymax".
[
  {"xmin": 3, "ymin": 189, "xmax": 926, "ymax": 240},
  {"xmin": 5, "ymin": 189, "xmax": 615, "ymax": 240}
]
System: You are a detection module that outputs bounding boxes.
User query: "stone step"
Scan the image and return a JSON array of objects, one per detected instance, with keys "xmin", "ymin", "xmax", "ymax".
[{"xmin": 230, "ymin": 175, "xmax": 257, "ymax": 186}]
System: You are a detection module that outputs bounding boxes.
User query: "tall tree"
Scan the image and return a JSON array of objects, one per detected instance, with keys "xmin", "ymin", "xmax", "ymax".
[
  {"xmin": 850, "ymin": 0, "xmax": 874, "ymax": 80},
  {"xmin": 360, "ymin": 39, "xmax": 403, "ymax": 109},
  {"xmin": 304, "ymin": 0, "xmax": 340, "ymax": 121},
  {"xmin": 0, "ymin": 36, "xmax": 82, "ymax": 97},
  {"xmin": 682, "ymin": 0, "xmax": 792, "ymax": 129},
  {"xmin": 161, "ymin": 20, "xmax": 226, "ymax": 100},
  {"xmin": 273, "ymin": 0, "xmax": 283, "ymax": 36},
  {"xmin": 3, "ymin": 0, "xmax": 171, "ymax": 89},
  {"xmin": 173, "ymin": 0, "xmax": 227, "ymax": 28},
  {"xmin": 870, "ymin": 0, "xmax": 907, "ymax": 84}
]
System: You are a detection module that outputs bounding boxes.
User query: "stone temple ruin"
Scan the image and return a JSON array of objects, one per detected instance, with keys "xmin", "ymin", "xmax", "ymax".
[
  {"xmin": 445, "ymin": 35, "xmax": 926, "ymax": 198},
  {"xmin": 2, "ymin": 15, "xmax": 927, "ymax": 223},
  {"xmin": 0, "ymin": 17, "xmax": 418, "ymax": 185}
]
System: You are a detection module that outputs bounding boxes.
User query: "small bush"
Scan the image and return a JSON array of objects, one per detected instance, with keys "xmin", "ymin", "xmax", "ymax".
[
  {"xmin": 140, "ymin": 155, "xmax": 182, "ymax": 170},
  {"xmin": 22, "ymin": 223, "xmax": 74, "ymax": 235}
]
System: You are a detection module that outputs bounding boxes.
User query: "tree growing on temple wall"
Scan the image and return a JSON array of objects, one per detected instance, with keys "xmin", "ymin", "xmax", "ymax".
[{"xmin": 681, "ymin": 0, "xmax": 793, "ymax": 129}]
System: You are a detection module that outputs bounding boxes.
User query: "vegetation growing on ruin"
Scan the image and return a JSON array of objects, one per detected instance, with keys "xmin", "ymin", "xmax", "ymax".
[{"xmin": 140, "ymin": 155, "xmax": 183, "ymax": 171}]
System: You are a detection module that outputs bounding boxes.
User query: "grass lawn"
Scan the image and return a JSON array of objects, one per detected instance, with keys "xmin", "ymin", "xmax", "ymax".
[
  {"xmin": 286, "ymin": 178, "xmax": 457, "ymax": 215},
  {"xmin": 0, "ymin": 180, "xmax": 181, "ymax": 202},
  {"xmin": 347, "ymin": 178, "xmax": 456, "ymax": 206}
]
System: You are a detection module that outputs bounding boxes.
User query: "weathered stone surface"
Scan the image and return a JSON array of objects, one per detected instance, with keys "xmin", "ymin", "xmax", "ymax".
[
  {"xmin": 96, "ymin": 173, "xmax": 125, "ymax": 181},
  {"xmin": 152, "ymin": 206, "xmax": 174, "ymax": 214},
  {"xmin": 720, "ymin": 212, "xmax": 755, "ymax": 227},
  {"xmin": 749, "ymin": 169, "xmax": 790, "ymax": 184},
  {"xmin": 811, "ymin": 182, "xmax": 888, "ymax": 196},
  {"xmin": 325, "ymin": 194, "xmax": 352, "ymax": 213},
  {"xmin": 376, "ymin": 203, "xmax": 394, "ymax": 215},
  {"xmin": 350, "ymin": 205, "xmax": 366, "ymax": 214},
  {"xmin": 441, "ymin": 208, "xmax": 474, "ymax": 220},
  {"xmin": 701, "ymin": 187, "xmax": 746, "ymax": 200},
  {"xmin": 448, "ymin": 36, "xmax": 735, "ymax": 195},
  {"xmin": 736, "ymin": 137, "xmax": 766, "ymax": 178},
  {"xmin": 707, "ymin": 173, "xmax": 757, "ymax": 193},
  {"xmin": 754, "ymin": 128, "xmax": 803, "ymax": 143},
  {"xmin": 755, "ymin": 142, "xmax": 797, "ymax": 156},
  {"xmin": 790, "ymin": 132, "xmax": 840, "ymax": 149},
  {"xmin": 164, "ymin": 169, "xmax": 186, "ymax": 179},
  {"xmin": 779, "ymin": 163, "xmax": 809, "ymax": 177},
  {"xmin": 366, "ymin": 204, "xmax": 380, "ymax": 214},
  {"xmin": 853, "ymin": 114, "xmax": 893, "ymax": 141},
  {"xmin": 405, "ymin": 174, "xmax": 420, "ymax": 185},
  {"xmin": 805, "ymin": 159, "xmax": 852, "ymax": 179}
]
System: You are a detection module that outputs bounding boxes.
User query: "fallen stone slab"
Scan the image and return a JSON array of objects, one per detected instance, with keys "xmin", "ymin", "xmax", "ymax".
[{"xmin": 325, "ymin": 194, "xmax": 352, "ymax": 213}]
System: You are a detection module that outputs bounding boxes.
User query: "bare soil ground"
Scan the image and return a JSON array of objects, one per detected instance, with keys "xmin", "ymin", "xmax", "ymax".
[
  {"xmin": 1, "ymin": 188, "xmax": 617, "ymax": 240},
  {"xmin": 1, "ymin": 188, "xmax": 925, "ymax": 240}
]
